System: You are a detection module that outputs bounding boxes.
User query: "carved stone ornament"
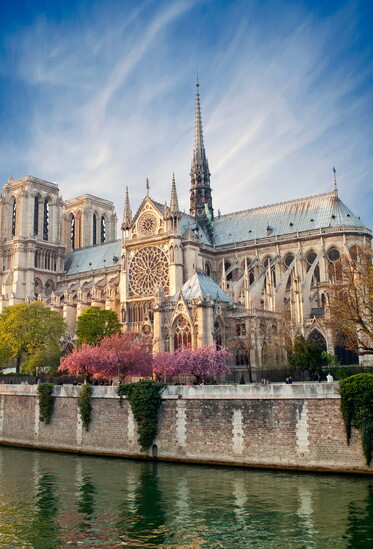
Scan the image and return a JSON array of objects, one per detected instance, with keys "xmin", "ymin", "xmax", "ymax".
[
  {"xmin": 129, "ymin": 246, "xmax": 169, "ymax": 297},
  {"xmin": 138, "ymin": 212, "xmax": 157, "ymax": 237}
]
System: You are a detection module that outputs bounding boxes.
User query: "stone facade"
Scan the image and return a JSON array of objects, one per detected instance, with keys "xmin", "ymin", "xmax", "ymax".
[
  {"xmin": 0, "ymin": 384, "xmax": 371, "ymax": 474},
  {"xmin": 0, "ymin": 84, "xmax": 371, "ymax": 376}
]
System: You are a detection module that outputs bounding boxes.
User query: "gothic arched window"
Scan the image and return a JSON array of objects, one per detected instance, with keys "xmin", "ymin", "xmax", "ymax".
[
  {"xmin": 12, "ymin": 199, "xmax": 16, "ymax": 237},
  {"xmin": 71, "ymin": 215, "xmax": 75, "ymax": 250},
  {"xmin": 43, "ymin": 199, "xmax": 49, "ymax": 241},
  {"xmin": 306, "ymin": 250, "xmax": 320, "ymax": 284},
  {"xmin": 101, "ymin": 216, "xmax": 106, "ymax": 243},
  {"xmin": 173, "ymin": 316, "xmax": 192, "ymax": 350},
  {"xmin": 236, "ymin": 344, "xmax": 249, "ymax": 366},
  {"xmin": 307, "ymin": 329, "xmax": 327, "ymax": 350},
  {"xmin": 34, "ymin": 196, "xmax": 39, "ymax": 236},
  {"xmin": 327, "ymin": 247, "xmax": 342, "ymax": 282},
  {"xmin": 93, "ymin": 213, "xmax": 97, "ymax": 245}
]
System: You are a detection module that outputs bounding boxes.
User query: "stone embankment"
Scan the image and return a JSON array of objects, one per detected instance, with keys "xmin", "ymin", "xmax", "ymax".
[{"xmin": 0, "ymin": 382, "xmax": 371, "ymax": 474}]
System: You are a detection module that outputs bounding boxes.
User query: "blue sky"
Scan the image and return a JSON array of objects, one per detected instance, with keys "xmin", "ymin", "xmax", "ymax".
[{"xmin": 0, "ymin": 0, "xmax": 372, "ymax": 230}]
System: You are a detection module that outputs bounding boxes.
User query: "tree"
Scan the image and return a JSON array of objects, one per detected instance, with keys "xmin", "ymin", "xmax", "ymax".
[
  {"xmin": 58, "ymin": 344, "xmax": 104, "ymax": 382},
  {"xmin": 0, "ymin": 302, "xmax": 66, "ymax": 373},
  {"xmin": 76, "ymin": 306, "xmax": 121, "ymax": 346},
  {"xmin": 153, "ymin": 351, "xmax": 179, "ymax": 381},
  {"xmin": 25, "ymin": 344, "xmax": 62, "ymax": 375},
  {"xmin": 98, "ymin": 333, "xmax": 153, "ymax": 382},
  {"xmin": 172, "ymin": 345, "xmax": 232, "ymax": 382},
  {"xmin": 327, "ymin": 246, "xmax": 373, "ymax": 356},
  {"xmin": 288, "ymin": 335, "xmax": 323, "ymax": 374},
  {"xmin": 58, "ymin": 333, "xmax": 153, "ymax": 383}
]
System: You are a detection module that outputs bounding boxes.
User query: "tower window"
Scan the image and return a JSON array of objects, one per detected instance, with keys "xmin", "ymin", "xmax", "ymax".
[
  {"xmin": 101, "ymin": 216, "xmax": 106, "ymax": 243},
  {"xmin": 34, "ymin": 196, "xmax": 39, "ymax": 236},
  {"xmin": 71, "ymin": 216, "xmax": 75, "ymax": 250},
  {"xmin": 12, "ymin": 199, "xmax": 16, "ymax": 237},
  {"xmin": 43, "ymin": 199, "xmax": 49, "ymax": 241},
  {"xmin": 93, "ymin": 213, "xmax": 97, "ymax": 245}
]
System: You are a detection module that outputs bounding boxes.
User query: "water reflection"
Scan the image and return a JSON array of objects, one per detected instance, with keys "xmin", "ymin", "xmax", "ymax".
[
  {"xmin": 117, "ymin": 464, "xmax": 167, "ymax": 546},
  {"xmin": 77, "ymin": 475, "xmax": 97, "ymax": 526},
  {"xmin": 0, "ymin": 447, "xmax": 372, "ymax": 548},
  {"xmin": 346, "ymin": 484, "xmax": 373, "ymax": 549}
]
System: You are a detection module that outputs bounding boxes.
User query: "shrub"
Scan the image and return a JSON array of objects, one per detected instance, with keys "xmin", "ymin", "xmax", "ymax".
[
  {"xmin": 78, "ymin": 383, "xmax": 93, "ymax": 431},
  {"xmin": 339, "ymin": 373, "xmax": 373, "ymax": 465},
  {"xmin": 118, "ymin": 380, "xmax": 166, "ymax": 452},
  {"xmin": 37, "ymin": 383, "xmax": 55, "ymax": 424}
]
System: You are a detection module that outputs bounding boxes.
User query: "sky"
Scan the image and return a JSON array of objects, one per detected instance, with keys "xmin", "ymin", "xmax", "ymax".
[{"xmin": 0, "ymin": 0, "xmax": 372, "ymax": 231}]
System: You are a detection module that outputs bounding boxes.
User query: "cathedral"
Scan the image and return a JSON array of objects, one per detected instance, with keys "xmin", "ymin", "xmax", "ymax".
[{"xmin": 0, "ymin": 83, "xmax": 371, "ymax": 377}]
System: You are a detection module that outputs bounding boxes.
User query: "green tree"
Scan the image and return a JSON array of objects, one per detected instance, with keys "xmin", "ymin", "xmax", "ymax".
[
  {"xmin": 0, "ymin": 302, "xmax": 66, "ymax": 373},
  {"xmin": 25, "ymin": 345, "xmax": 62, "ymax": 375},
  {"xmin": 288, "ymin": 335, "xmax": 323, "ymax": 374},
  {"xmin": 76, "ymin": 306, "xmax": 121, "ymax": 346}
]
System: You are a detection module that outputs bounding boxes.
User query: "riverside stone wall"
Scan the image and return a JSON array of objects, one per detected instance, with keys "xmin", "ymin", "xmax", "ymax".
[{"xmin": 0, "ymin": 383, "xmax": 371, "ymax": 474}]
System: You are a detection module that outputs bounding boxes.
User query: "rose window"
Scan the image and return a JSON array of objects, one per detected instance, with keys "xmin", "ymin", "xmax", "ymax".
[
  {"xmin": 138, "ymin": 213, "xmax": 157, "ymax": 237},
  {"xmin": 129, "ymin": 246, "xmax": 169, "ymax": 296}
]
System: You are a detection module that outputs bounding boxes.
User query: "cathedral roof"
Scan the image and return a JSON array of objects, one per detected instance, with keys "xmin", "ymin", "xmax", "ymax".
[
  {"xmin": 213, "ymin": 191, "xmax": 369, "ymax": 246},
  {"xmin": 64, "ymin": 240, "xmax": 121, "ymax": 275},
  {"xmin": 173, "ymin": 271, "xmax": 229, "ymax": 302}
]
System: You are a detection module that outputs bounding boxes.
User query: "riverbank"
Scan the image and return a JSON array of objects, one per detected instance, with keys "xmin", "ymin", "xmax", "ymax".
[{"xmin": 0, "ymin": 382, "xmax": 371, "ymax": 474}]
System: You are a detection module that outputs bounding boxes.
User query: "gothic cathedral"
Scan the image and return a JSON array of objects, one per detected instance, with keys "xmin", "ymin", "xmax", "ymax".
[{"xmin": 0, "ymin": 83, "xmax": 371, "ymax": 377}]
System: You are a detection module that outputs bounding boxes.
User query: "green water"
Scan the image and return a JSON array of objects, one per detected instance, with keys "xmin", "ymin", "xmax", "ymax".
[{"xmin": 0, "ymin": 447, "xmax": 372, "ymax": 548}]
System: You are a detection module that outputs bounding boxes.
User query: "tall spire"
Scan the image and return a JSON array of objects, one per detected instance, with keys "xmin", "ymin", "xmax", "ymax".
[
  {"xmin": 333, "ymin": 167, "xmax": 338, "ymax": 195},
  {"xmin": 122, "ymin": 186, "xmax": 132, "ymax": 230},
  {"xmin": 170, "ymin": 173, "xmax": 180, "ymax": 214},
  {"xmin": 190, "ymin": 79, "xmax": 213, "ymax": 228}
]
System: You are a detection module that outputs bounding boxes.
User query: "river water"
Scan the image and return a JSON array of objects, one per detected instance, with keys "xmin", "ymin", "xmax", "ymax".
[{"xmin": 0, "ymin": 447, "xmax": 372, "ymax": 548}]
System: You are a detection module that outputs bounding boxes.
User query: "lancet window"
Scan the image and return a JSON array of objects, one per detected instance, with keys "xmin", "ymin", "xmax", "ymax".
[
  {"xmin": 327, "ymin": 247, "xmax": 341, "ymax": 282},
  {"xmin": 12, "ymin": 199, "xmax": 16, "ymax": 237},
  {"xmin": 71, "ymin": 216, "xmax": 75, "ymax": 249},
  {"xmin": 173, "ymin": 316, "xmax": 192, "ymax": 350},
  {"xmin": 306, "ymin": 250, "xmax": 320, "ymax": 284},
  {"xmin": 236, "ymin": 344, "xmax": 249, "ymax": 366},
  {"xmin": 43, "ymin": 199, "xmax": 49, "ymax": 241},
  {"xmin": 93, "ymin": 213, "xmax": 97, "ymax": 245},
  {"xmin": 101, "ymin": 216, "xmax": 106, "ymax": 243},
  {"xmin": 34, "ymin": 196, "xmax": 39, "ymax": 236}
]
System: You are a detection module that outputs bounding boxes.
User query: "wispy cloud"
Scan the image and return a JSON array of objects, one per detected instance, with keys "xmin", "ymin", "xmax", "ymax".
[{"xmin": 0, "ymin": 0, "xmax": 372, "ymax": 228}]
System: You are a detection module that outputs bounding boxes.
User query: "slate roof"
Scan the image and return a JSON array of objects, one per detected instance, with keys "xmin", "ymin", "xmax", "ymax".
[
  {"xmin": 172, "ymin": 271, "xmax": 229, "ymax": 302},
  {"xmin": 180, "ymin": 213, "xmax": 211, "ymax": 245},
  {"xmin": 64, "ymin": 240, "xmax": 121, "ymax": 275},
  {"xmin": 212, "ymin": 192, "xmax": 368, "ymax": 246}
]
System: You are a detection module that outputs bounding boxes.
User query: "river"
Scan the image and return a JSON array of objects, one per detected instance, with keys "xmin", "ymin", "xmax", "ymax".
[{"xmin": 0, "ymin": 446, "xmax": 372, "ymax": 548}]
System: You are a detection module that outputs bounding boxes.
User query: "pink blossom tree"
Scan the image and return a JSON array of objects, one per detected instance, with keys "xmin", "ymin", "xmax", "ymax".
[
  {"xmin": 58, "ymin": 343, "xmax": 105, "ymax": 382},
  {"xmin": 173, "ymin": 345, "xmax": 232, "ymax": 383},
  {"xmin": 153, "ymin": 350, "xmax": 179, "ymax": 381},
  {"xmin": 98, "ymin": 333, "xmax": 153, "ymax": 383}
]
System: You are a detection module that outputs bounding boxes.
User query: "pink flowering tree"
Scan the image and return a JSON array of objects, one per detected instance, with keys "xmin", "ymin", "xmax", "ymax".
[
  {"xmin": 58, "ymin": 344, "xmax": 105, "ymax": 382},
  {"xmin": 174, "ymin": 345, "xmax": 232, "ymax": 383},
  {"xmin": 153, "ymin": 350, "xmax": 179, "ymax": 381},
  {"xmin": 98, "ymin": 333, "xmax": 153, "ymax": 383}
]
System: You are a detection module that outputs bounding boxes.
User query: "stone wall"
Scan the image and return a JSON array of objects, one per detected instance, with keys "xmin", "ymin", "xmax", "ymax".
[{"xmin": 0, "ymin": 383, "xmax": 371, "ymax": 474}]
